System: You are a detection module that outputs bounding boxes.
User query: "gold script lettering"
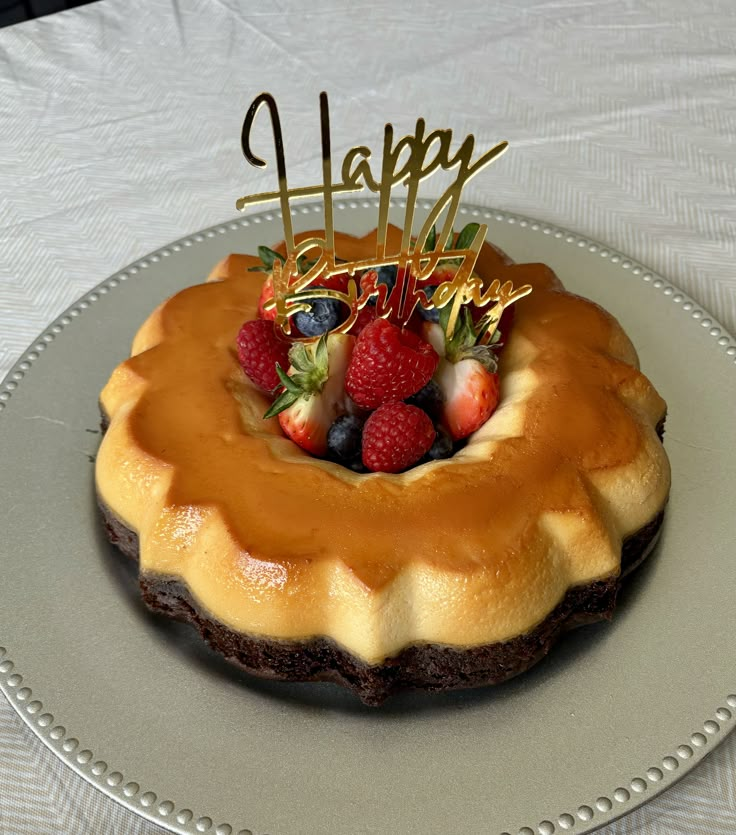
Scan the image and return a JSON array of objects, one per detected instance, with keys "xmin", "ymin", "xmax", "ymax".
[{"xmin": 236, "ymin": 91, "xmax": 527, "ymax": 341}]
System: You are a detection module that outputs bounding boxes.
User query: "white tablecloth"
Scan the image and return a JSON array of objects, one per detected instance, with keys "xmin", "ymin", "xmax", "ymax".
[{"xmin": 1, "ymin": 0, "xmax": 735, "ymax": 832}]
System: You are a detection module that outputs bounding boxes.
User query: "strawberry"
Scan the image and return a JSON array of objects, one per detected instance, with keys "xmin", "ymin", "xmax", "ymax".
[
  {"xmin": 349, "ymin": 304, "xmax": 377, "ymax": 336},
  {"xmin": 419, "ymin": 321, "xmax": 446, "ymax": 357},
  {"xmin": 318, "ymin": 271, "xmax": 352, "ymax": 293},
  {"xmin": 257, "ymin": 275, "xmax": 278, "ymax": 321},
  {"xmin": 236, "ymin": 319, "xmax": 291, "ymax": 393},
  {"xmin": 264, "ymin": 333, "xmax": 354, "ymax": 456},
  {"xmin": 345, "ymin": 318, "xmax": 439, "ymax": 409},
  {"xmin": 362, "ymin": 402, "xmax": 435, "ymax": 473},
  {"xmin": 432, "ymin": 306, "xmax": 501, "ymax": 440},
  {"xmin": 436, "ymin": 358, "xmax": 499, "ymax": 440},
  {"xmin": 277, "ymin": 398, "xmax": 330, "ymax": 456}
]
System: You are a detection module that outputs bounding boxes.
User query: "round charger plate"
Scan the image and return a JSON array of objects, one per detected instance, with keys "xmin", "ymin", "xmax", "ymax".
[{"xmin": 0, "ymin": 200, "xmax": 735, "ymax": 835}]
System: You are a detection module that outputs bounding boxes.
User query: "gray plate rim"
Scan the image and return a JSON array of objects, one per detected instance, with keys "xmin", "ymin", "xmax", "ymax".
[{"xmin": 0, "ymin": 199, "xmax": 735, "ymax": 835}]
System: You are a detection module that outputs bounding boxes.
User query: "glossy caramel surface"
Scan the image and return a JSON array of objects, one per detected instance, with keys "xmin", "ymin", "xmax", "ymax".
[{"xmin": 97, "ymin": 228, "xmax": 670, "ymax": 662}]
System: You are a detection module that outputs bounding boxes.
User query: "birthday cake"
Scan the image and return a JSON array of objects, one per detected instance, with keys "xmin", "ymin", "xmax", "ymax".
[
  {"xmin": 97, "ymin": 222, "xmax": 669, "ymax": 705},
  {"xmin": 96, "ymin": 93, "xmax": 670, "ymax": 704}
]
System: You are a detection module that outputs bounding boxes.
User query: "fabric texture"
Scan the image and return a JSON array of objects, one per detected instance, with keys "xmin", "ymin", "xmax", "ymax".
[{"xmin": 0, "ymin": 0, "xmax": 735, "ymax": 832}]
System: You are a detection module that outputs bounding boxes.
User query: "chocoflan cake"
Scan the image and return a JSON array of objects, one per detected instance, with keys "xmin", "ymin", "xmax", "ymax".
[{"xmin": 96, "ymin": 226, "xmax": 670, "ymax": 705}]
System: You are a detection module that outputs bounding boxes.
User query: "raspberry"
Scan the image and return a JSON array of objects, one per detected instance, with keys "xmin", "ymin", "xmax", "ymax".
[
  {"xmin": 362, "ymin": 403, "xmax": 436, "ymax": 473},
  {"xmin": 345, "ymin": 318, "xmax": 439, "ymax": 409},
  {"xmin": 236, "ymin": 319, "xmax": 290, "ymax": 393}
]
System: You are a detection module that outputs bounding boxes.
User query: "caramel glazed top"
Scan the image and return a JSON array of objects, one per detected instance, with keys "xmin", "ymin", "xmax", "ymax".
[{"xmin": 97, "ymin": 226, "xmax": 670, "ymax": 665}]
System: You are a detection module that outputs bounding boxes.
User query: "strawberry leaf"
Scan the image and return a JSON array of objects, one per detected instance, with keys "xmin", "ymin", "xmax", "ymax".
[
  {"xmin": 444, "ymin": 307, "xmax": 474, "ymax": 361},
  {"xmin": 475, "ymin": 305, "xmax": 504, "ymax": 345},
  {"xmin": 297, "ymin": 255, "xmax": 319, "ymax": 274},
  {"xmin": 455, "ymin": 223, "xmax": 480, "ymax": 251},
  {"xmin": 288, "ymin": 342, "xmax": 312, "ymax": 373},
  {"xmin": 460, "ymin": 345, "xmax": 498, "ymax": 373},
  {"xmin": 275, "ymin": 364, "xmax": 302, "ymax": 394},
  {"xmin": 475, "ymin": 309, "xmax": 498, "ymax": 342},
  {"xmin": 263, "ymin": 387, "xmax": 300, "ymax": 419},
  {"xmin": 247, "ymin": 265, "xmax": 271, "ymax": 273},
  {"xmin": 258, "ymin": 246, "xmax": 286, "ymax": 270},
  {"xmin": 314, "ymin": 333, "xmax": 329, "ymax": 378},
  {"xmin": 277, "ymin": 334, "xmax": 330, "ymax": 398},
  {"xmin": 438, "ymin": 302, "xmax": 452, "ymax": 336},
  {"xmin": 423, "ymin": 225, "xmax": 437, "ymax": 253},
  {"xmin": 288, "ymin": 371, "xmax": 315, "ymax": 391},
  {"xmin": 443, "ymin": 223, "xmax": 481, "ymax": 266}
]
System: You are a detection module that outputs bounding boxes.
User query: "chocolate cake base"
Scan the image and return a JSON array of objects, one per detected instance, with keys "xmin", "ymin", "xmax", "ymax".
[{"xmin": 98, "ymin": 494, "xmax": 664, "ymax": 706}]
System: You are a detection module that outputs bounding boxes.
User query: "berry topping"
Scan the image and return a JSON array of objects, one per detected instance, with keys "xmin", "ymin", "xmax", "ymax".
[
  {"xmin": 345, "ymin": 318, "xmax": 439, "ymax": 409},
  {"xmin": 349, "ymin": 304, "xmax": 377, "ymax": 336},
  {"xmin": 417, "ymin": 272, "xmax": 447, "ymax": 323},
  {"xmin": 426, "ymin": 304, "xmax": 503, "ymax": 441},
  {"xmin": 327, "ymin": 414, "xmax": 365, "ymax": 462},
  {"xmin": 276, "ymin": 396, "xmax": 331, "ymax": 456},
  {"xmin": 318, "ymin": 272, "xmax": 352, "ymax": 293},
  {"xmin": 436, "ymin": 357, "xmax": 500, "ymax": 441},
  {"xmin": 265, "ymin": 333, "xmax": 354, "ymax": 456},
  {"xmin": 257, "ymin": 275, "xmax": 278, "ymax": 321},
  {"xmin": 377, "ymin": 264, "xmax": 398, "ymax": 292},
  {"xmin": 236, "ymin": 319, "xmax": 291, "ymax": 393},
  {"xmin": 361, "ymin": 264, "xmax": 397, "ymax": 304},
  {"xmin": 293, "ymin": 295, "xmax": 342, "ymax": 337},
  {"xmin": 361, "ymin": 402, "xmax": 435, "ymax": 473},
  {"xmin": 405, "ymin": 378, "xmax": 444, "ymax": 421},
  {"xmin": 245, "ymin": 226, "xmax": 522, "ymax": 468},
  {"xmin": 419, "ymin": 320, "xmax": 446, "ymax": 356},
  {"xmin": 417, "ymin": 285, "xmax": 440, "ymax": 322},
  {"xmin": 427, "ymin": 426, "xmax": 454, "ymax": 460}
]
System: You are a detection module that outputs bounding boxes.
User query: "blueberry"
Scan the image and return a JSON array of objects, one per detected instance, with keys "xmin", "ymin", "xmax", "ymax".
[
  {"xmin": 327, "ymin": 415, "xmax": 365, "ymax": 462},
  {"xmin": 427, "ymin": 426, "xmax": 453, "ymax": 460},
  {"xmin": 406, "ymin": 379, "xmax": 444, "ymax": 421},
  {"xmin": 293, "ymin": 294, "xmax": 342, "ymax": 337},
  {"xmin": 418, "ymin": 284, "xmax": 440, "ymax": 322},
  {"xmin": 364, "ymin": 264, "xmax": 397, "ymax": 305},
  {"xmin": 377, "ymin": 265, "xmax": 397, "ymax": 291}
]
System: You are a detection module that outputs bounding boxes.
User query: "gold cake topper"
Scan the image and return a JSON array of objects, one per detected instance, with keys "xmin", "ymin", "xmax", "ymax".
[{"xmin": 237, "ymin": 92, "xmax": 531, "ymax": 340}]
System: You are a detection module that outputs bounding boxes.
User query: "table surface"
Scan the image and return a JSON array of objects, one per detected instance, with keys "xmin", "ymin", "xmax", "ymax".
[{"xmin": 1, "ymin": 0, "xmax": 735, "ymax": 832}]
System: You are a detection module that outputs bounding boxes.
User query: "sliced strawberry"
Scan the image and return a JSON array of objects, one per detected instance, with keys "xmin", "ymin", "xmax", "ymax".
[
  {"xmin": 403, "ymin": 306, "xmax": 428, "ymax": 335},
  {"xmin": 436, "ymin": 357, "xmax": 500, "ymax": 440},
  {"xmin": 349, "ymin": 304, "xmax": 378, "ymax": 336},
  {"xmin": 319, "ymin": 271, "xmax": 352, "ymax": 293},
  {"xmin": 258, "ymin": 275, "xmax": 278, "ymax": 321},
  {"xmin": 266, "ymin": 333, "xmax": 354, "ymax": 456},
  {"xmin": 419, "ymin": 321, "xmax": 446, "ymax": 357},
  {"xmin": 278, "ymin": 393, "xmax": 336, "ymax": 456}
]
